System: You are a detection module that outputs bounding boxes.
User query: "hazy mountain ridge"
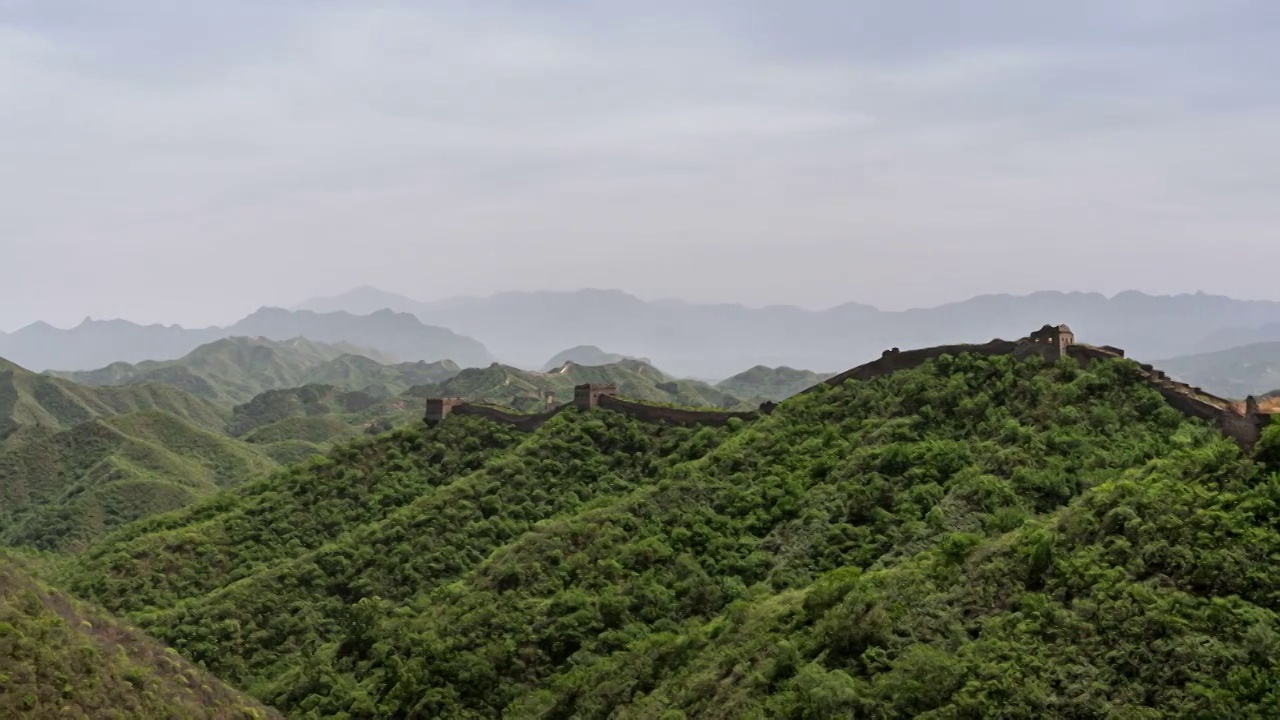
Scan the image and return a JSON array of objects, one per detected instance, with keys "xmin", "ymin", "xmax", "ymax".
[
  {"xmin": 1157, "ymin": 340, "xmax": 1280, "ymax": 398},
  {"xmin": 298, "ymin": 287, "xmax": 1280, "ymax": 378},
  {"xmin": 48, "ymin": 336, "xmax": 459, "ymax": 405},
  {"xmin": 0, "ymin": 307, "xmax": 493, "ymax": 372},
  {"xmin": 541, "ymin": 345, "xmax": 649, "ymax": 371}
]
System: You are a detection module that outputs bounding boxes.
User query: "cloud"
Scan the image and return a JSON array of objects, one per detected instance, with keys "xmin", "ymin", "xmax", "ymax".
[{"xmin": 1, "ymin": 1, "xmax": 1278, "ymax": 330}]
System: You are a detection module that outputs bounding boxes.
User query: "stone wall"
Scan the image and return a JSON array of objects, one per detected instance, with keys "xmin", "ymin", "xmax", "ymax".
[
  {"xmin": 426, "ymin": 326, "xmax": 1276, "ymax": 449},
  {"xmin": 813, "ymin": 338, "xmax": 1030, "ymax": 389},
  {"xmin": 596, "ymin": 394, "xmax": 761, "ymax": 427},
  {"xmin": 450, "ymin": 403, "xmax": 564, "ymax": 432},
  {"xmin": 427, "ymin": 383, "xmax": 770, "ymax": 432}
]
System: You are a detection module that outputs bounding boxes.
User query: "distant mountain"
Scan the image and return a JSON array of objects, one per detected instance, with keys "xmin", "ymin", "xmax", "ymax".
[
  {"xmin": 1194, "ymin": 321, "xmax": 1280, "ymax": 354},
  {"xmin": 298, "ymin": 287, "xmax": 1280, "ymax": 378},
  {"xmin": 0, "ymin": 552, "xmax": 281, "ymax": 718},
  {"xmin": 1157, "ymin": 341, "xmax": 1280, "ymax": 398},
  {"xmin": 0, "ymin": 307, "xmax": 492, "ymax": 372},
  {"xmin": 48, "ymin": 336, "xmax": 460, "ymax": 405},
  {"xmin": 715, "ymin": 365, "xmax": 831, "ymax": 401},
  {"xmin": 541, "ymin": 345, "xmax": 648, "ymax": 371}
]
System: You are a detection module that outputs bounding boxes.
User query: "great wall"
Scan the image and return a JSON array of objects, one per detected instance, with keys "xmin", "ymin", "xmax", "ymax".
[{"xmin": 425, "ymin": 324, "xmax": 1277, "ymax": 449}]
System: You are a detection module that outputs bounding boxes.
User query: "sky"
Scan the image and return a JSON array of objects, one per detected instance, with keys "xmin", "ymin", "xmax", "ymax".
[{"xmin": 2, "ymin": 1, "xmax": 1279, "ymax": 331}]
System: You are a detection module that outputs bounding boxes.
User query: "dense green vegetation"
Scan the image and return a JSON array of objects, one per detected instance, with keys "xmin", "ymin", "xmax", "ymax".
[
  {"xmin": 0, "ymin": 551, "xmax": 277, "ymax": 719},
  {"xmin": 54, "ymin": 351, "xmax": 1279, "ymax": 717},
  {"xmin": 49, "ymin": 336, "xmax": 460, "ymax": 406},
  {"xmin": 2, "ymin": 343, "xmax": 773, "ymax": 555},
  {"xmin": 0, "ymin": 411, "xmax": 278, "ymax": 552}
]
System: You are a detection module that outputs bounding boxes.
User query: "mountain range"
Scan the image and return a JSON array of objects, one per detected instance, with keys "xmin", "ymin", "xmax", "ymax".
[
  {"xmin": 297, "ymin": 286, "xmax": 1280, "ymax": 378},
  {"xmin": 49, "ymin": 336, "xmax": 460, "ymax": 405},
  {"xmin": 2, "ymin": 336, "xmax": 813, "ymax": 552},
  {"xmin": 0, "ymin": 307, "xmax": 493, "ymax": 372}
]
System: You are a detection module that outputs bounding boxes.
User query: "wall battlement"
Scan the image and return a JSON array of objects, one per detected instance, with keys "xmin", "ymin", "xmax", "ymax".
[
  {"xmin": 425, "ymin": 324, "xmax": 1275, "ymax": 448},
  {"xmin": 425, "ymin": 383, "xmax": 774, "ymax": 431}
]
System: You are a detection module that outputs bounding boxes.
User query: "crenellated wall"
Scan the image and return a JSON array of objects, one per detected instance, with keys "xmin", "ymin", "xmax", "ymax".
[
  {"xmin": 426, "ymin": 383, "xmax": 772, "ymax": 431},
  {"xmin": 426, "ymin": 325, "xmax": 1276, "ymax": 449},
  {"xmin": 596, "ymin": 394, "xmax": 762, "ymax": 427},
  {"xmin": 450, "ymin": 403, "xmax": 564, "ymax": 432}
]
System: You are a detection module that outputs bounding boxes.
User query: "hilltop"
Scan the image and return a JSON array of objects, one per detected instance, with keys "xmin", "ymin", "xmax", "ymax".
[
  {"xmin": 0, "ymin": 552, "xmax": 278, "ymax": 718},
  {"xmin": 715, "ymin": 365, "xmax": 832, "ymax": 401},
  {"xmin": 58, "ymin": 345, "xmax": 1280, "ymax": 717},
  {"xmin": 541, "ymin": 345, "xmax": 649, "ymax": 371},
  {"xmin": 299, "ymin": 287, "xmax": 1280, "ymax": 377},
  {"xmin": 0, "ymin": 307, "xmax": 492, "ymax": 372},
  {"xmin": 49, "ymin": 336, "xmax": 460, "ymax": 405}
]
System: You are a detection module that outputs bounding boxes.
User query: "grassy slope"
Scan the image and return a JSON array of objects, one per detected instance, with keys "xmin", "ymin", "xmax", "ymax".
[
  {"xmin": 60, "ymin": 353, "xmax": 1278, "ymax": 717},
  {"xmin": 0, "ymin": 551, "xmax": 279, "ymax": 719}
]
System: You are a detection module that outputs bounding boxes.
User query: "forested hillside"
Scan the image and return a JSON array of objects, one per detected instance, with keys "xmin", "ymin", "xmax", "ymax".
[{"xmin": 56, "ymin": 351, "xmax": 1280, "ymax": 717}]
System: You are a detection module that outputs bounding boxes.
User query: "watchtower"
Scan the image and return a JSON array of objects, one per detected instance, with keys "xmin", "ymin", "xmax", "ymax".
[
  {"xmin": 425, "ymin": 397, "xmax": 466, "ymax": 423},
  {"xmin": 1028, "ymin": 324, "xmax": 1075, "ymax": 360},
  {"xmin": 573, "ymin": 383, "xmax": 618, "ymax": 410}
]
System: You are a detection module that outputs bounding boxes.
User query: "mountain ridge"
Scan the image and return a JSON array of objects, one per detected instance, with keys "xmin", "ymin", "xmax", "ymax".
[
  {"xmin": 0, "ymin": 307, "xmax": 493, "ymax": 372},
  {"xmin": 296, "ymin": 287, "xmax": 1280, "ymax": 377}
]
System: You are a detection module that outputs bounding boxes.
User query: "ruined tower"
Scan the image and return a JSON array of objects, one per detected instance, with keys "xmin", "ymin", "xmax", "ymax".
[
  {"xmin": 573, "ymin": 383, "xmax": 618, "ymax": 410},
  {"xmin": 1028, "ymin": 324, "xmax": 1075, "ymax": 360},
  {"xmin": 425, "ymin": 397, "xmax": 466, "ymax": 423}
]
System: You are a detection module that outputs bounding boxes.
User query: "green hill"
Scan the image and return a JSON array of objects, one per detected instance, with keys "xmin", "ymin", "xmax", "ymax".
[
  {"xmin": 47, "ymin": 336, "xmax": 458, "ymax": 406},
  {"xmin": 0, "ymin": 551, "xmax": 279, "ymax": 718},
  {"xmin": 1158, "ymin": 340, "xmax": 1280, "ymax": 398},
  {"xmin": 715, "ymin": 364, "xmax": 832, "ymax": 401},
  {"xmin": 0, "ymin": 410, "xmax": 278, "ymax": 552},
  {"xmin": 57, "ymin": 351, "xmax": 1280, "ymax": 717},
  {"xmin": 1, "ymin": 356, "xmax": 228, "ymax": 439}
]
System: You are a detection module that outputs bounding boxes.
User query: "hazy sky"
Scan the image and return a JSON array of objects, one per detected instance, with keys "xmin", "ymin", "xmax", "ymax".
[{"xmin": 2, "ymin": 1, "xmax": 1278, "ymax": 331}]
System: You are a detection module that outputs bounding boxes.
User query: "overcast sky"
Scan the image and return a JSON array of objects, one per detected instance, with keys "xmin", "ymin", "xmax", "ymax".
[{"xmin": 2, "ymin": 1, "xmax": 1278, "ymax": 331}]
